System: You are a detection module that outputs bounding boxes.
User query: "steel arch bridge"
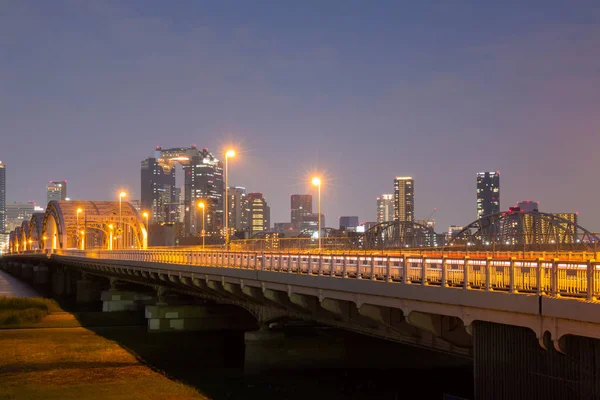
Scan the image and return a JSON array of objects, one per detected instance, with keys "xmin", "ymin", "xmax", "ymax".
[
  {"xmin": 361, "ymin": 221, "xmax": 444, "ymax": 249},
  {"xmin": 446, "ymin": 210, "xmax": 600, "ymax": 252},
  {"xmin": 7, "ymin": 200, "xmax": 147, "ymax": 253}
]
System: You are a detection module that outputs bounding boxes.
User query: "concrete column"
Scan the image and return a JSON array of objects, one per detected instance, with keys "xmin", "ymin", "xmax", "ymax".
[
  {"xmin": 21, "ymin": 263, "xmax": 33, "ymax": 281},
  {"xmin": 101, "ymin": 291, "xmax": 155, "ymax": 312},
  {"xmin": 51, "ymin": 269, "xmax": 66, "ymax": 296},
  {"xmin": 473, "ymin": 321, "xmax": 600, "ymax": 399},
  {"xmin": 33, "ymin": 265, "xmax": 49, "ymax": 285},
  {"xmin": 145, "ymin": 304, "xmax": 256, "ymax": 332},
  {"xmin": 76, "ymin": 280, "xmax": 101, "ymax": 304}
]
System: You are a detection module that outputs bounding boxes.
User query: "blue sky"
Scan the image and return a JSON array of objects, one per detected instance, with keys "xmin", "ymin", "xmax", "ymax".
[{"xmin": 1, "ymin": 0, "xmax": 599, "ymax": 231}]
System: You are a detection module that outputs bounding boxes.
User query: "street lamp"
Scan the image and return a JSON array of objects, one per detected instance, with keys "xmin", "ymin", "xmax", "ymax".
[
  {"xmin": 198, "ymin": 201, "xmax": 205, "ymax": 250},
  {"xmin": 142, "ymin": 212, "xmax": 149, "ymax": 229},
  {"xmin": 118, "ymin": 192, "xmax": 126, "ymax": 250},
  {"xmin": 224, "ymin": 149, "xmax": 236, "ymax": 249},
  {"xmin": 108, "ymin": 224, "xmax": 114, "ymax": 250},
  {"xmin": 312, "ymin": 177, "xmax": 322, "ymax": 251}
]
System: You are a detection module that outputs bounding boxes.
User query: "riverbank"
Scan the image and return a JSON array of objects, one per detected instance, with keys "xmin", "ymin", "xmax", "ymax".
[{"xmin": 0, "ymin": 305, "xmax": 207, "ymax": 399}]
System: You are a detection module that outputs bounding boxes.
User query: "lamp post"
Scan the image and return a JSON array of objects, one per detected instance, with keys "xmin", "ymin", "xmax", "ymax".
[
  {"xmin": 118, "ymin": 192, "xmax": 126, "ymax": 250},
  {"xmin": 108, "ymin": 224, "xmax": 114, "ymax": 250},
  {"xmin": 312, "ymin": 177, "xmax": 322, "ymax": 251},
  {"xmin": 142, "ymin": 212, "xmax": 149, "ymax": 229},
  {"xmin": 198, "ymin": 201, "xmax": 205, "ymax": 250},
  {"xmin": 224, "ymin": 149, "xmax": 235, "ymax": 249},
  {"xmin": 77, "ymin": 208, "xmax": 82, "ymax": 249}
]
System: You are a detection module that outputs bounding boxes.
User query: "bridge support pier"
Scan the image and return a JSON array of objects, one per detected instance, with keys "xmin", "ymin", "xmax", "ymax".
[
  {"xmin": 101, "ymin": 290, "xmax": 155, "ymax": 312},
  {"xmin": 145, "ymin": 304, "xmax": 257, "ymax": 332},
  {"xmin": 76, "ymin": 279, "xmax": 102, "ymax": 304},
  {"xmin": 32, "ymin": 265, "xmax": 49, "ymax": 285},
  {"xmin": 473, "ymin": 321, "xmax": 600, "ymax": 399},
  {"xmin": 51, "ymin": 268, "xmax": 66, "ymax": 296},
  {"xmin": 21, "ymin": 263, "xmax": 33, "ymax": 281}
]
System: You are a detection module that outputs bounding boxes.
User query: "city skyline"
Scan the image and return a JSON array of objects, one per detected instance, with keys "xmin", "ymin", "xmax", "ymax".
[{"xmin": 1, "ymin": 1, "xmax": 600, "ymax": 232}]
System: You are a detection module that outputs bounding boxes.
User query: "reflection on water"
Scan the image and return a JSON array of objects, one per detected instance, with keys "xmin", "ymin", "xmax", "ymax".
[
  {"xmin": 92, "ymin": 324, "xmax": 473, "ymax": 400},
  {"xmin": 0, "ymin": 270, "xmax": 40, "ymax": 298}
]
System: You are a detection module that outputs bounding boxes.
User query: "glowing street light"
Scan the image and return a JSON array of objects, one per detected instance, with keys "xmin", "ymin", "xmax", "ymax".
[
  {"xmin": 312, "ymin": 177, "xmax": 322, "ymax": 251},
  {"xmin": 118, "ymin": 192, "xmax": 126, "ymax": 250},
  {"xmin": 224, "ymin": 149, "xmax": 236, "ymax": 249},
  {"xmin": 142, "ymin": 212, "xmax": 149, "ymax": 228},
  {"xmin": 108, "ymin": 224, "xmax": 114, "ymax": 250},
  {"xmin": 198, "ymin": 201, "xmax": 205, "ymax": 250}
]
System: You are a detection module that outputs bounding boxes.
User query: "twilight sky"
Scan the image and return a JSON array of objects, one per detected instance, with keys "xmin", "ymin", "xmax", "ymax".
[{"xmin": 1, "ymin": 0, "xmax": 599, "ymax": 232}]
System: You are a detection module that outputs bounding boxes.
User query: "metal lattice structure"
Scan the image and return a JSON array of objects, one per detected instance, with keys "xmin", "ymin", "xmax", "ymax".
[
  {"xmin": 28, "ymin": 213, "xmax": 45, "ymax": 250},
  {"xmin": 446, "ymin": 210, "xmax": 600, "ymax": 252},
  {"xmin": 6, "ymin": 200, "xmax": 147, "ymax": 252},
  {"xmin": 362, "ymin": 221, "xmax": 444, "ymax": 249}
]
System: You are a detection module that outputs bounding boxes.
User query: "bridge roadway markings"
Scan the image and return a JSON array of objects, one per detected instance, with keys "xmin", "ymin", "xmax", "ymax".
[{"xmin": 41, "ymin": 254, "xmax": 600, "ymax": 351}]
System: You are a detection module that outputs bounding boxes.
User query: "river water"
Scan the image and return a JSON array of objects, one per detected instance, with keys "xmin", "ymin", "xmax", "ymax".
[
  {"xmin": 0, "ymin": 270, "xmax": 40, "ymax": 297},
  {"xmin": 94, "ymin": 325, "xmax": 473, "ymax": 400}
]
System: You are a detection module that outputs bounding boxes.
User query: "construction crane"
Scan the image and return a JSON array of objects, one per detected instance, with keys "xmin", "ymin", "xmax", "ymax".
[{"xmin": 418, "ymin": 208, "xmax": 437, "ymax": 229}]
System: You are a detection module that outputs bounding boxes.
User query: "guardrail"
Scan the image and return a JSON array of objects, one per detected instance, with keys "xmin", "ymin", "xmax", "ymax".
[{"xmin": 11, "ymin": 248, "xmax": 597, "ymax": 302}]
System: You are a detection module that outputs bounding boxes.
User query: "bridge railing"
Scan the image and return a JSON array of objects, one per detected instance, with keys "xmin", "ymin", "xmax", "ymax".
[{"xmin": 37, "ymin": 248, "xmax": 600, "ymax": 302}]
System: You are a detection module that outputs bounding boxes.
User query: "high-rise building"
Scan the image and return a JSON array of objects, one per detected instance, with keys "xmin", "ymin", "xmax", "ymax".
[
  {"xmin": 476, "ymin": 172, "xmax": 500, "ymax": 218},
  {"xmin": 291, "ymin": 194, "xmax": 312, "ymax": 229},
  {"xmin": 377, "ymin": 194, "xmax": 394, "ymax": 223},
  {"xmin": 247, "ymin": 193, "xmax": 270, "ymax": 234},
  {"xmin": 5, "ymin": 202, "xmax": 35, "ymax": 232},
  {"xmin": 516, "ymin": 200, "xmax": 539, "ymax": 212},
  {"xmin": 185, "ymin": 148, "xmax": 223, "ymax": 235},
  {"xmin": 174, "ymin": 187, "xmax": 183, "ymax": 223},
  {"xmin": 227, "ymin": 186, "xmax": 247, "ymax": 232},
  {"xmin": 339, "ymin": 216, "xmax": 359, "ymax": 230},
  {"xmin": 142, "ymin": 146, "xmax": 224, "ymax": 236},
  {"xmin": 141, "ymin": 154, "xmax": 176, "ymax": 224},
  {"xmin": 394, "ymin": 177, "xmax": 414, "ymax": 222},
  {"xmin": 0, "ymin": 161, "xmax": 5, "ymax": 233},
  {"xmin": 300, "ymin": 213, "xmax": 324, "ymax": 231},
  {"xmin": 47, "ymin": 180, "xmax": 67, "ymax": 204},
  {"xmin": 445, "ymin": 225, "xmax": 464, "ymax": 243}
]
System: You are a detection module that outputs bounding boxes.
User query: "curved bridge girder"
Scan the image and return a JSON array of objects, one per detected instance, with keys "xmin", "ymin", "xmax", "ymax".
[
  {"xmin": 446, "ymin": 210, "xmax": 600, "ymax": 251},
  {"xmin": 363, "ymin": 220, "xmax": 443, "ymax": 249},
  {"xmin": 29, "ymin": 200, "xmax": 149, "ymax": 251}
]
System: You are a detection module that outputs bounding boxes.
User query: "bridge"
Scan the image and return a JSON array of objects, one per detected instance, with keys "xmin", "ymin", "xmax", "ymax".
[{"xmin": 3, "ymin": 202, "xmax": 600, "ymax": 398}]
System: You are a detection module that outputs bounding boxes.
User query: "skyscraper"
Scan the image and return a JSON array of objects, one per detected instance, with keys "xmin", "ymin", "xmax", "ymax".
[
  {"xmin": 141, "ymin": 154, "xmax": 176, "ymax": 223},
  {"xmin": 476, "ymin": 172, "xmax": 500, "ymax": 218},
  {"xmin": 394, "ymin": 177, "xmax": 414, "ymax": 222},
  {"xmin": 376, "ymin": 194, "xmax": 394, "ymax": 223},
  {"xmin": 227, "ymin": 186, "xmax": 247, "ymax": 232},
  {"xmin": 0, "ymin": 162, "xmax": 5, "ymax": 233},
  {"xmin": 142, "ymin": 146, "xmax": 224, "ymax": 236},
  {"xmin": 47, "ymin": 180, "xmax": 67, "ymax": 204},
  {"xmin": 247, "ymin": 193, "xmax": 270, "ymax": 234},
  {"xmin": 184, "ymin": 148, "xmax": 223, "ymax": 235},
  {"xmin": 291, "ymin": 194, "xmax": 312, "ymax": 229},
  {"xmin": 5, "ymin": 202, "xmax": 35, "ymax": 231}
]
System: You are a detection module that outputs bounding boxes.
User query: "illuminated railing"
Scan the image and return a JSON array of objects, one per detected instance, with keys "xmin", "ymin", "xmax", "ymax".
[{"xmin": 29, "ymin": 248, "xmax": 599, "ymax": 301}]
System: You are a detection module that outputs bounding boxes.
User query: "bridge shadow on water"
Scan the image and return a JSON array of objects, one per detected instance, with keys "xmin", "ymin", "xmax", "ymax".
[{"xmin": 60, "ymin": 301, "xmax": 473, "ymax": 400}]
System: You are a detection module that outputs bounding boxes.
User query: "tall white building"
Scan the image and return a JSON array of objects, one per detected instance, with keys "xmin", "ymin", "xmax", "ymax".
[{"xmin": 376, "ymin": 194, "xmax": 394, "ymax": 223}]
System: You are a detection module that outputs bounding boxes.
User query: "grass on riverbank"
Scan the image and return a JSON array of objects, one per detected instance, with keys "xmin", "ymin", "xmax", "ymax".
[
  {"xmin": 0, "ymin": 296, "xmax": 61, "ymax": 326},
  {"xmin": 0, "ymin": 327, "xmax": 207, "ymax": 399}
]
